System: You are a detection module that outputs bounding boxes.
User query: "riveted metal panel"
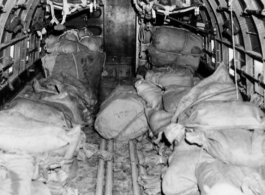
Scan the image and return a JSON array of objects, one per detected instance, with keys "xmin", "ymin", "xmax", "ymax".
[{"xmin": 104, "ymin": 0, "xmax": 136, "ymax": 57}]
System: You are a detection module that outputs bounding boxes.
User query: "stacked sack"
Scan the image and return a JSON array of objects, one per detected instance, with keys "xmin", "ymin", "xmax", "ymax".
[
  {"xmin": 42, "ymin": 27, "xmax": 105, "ymax": 95},
  {"xmin": 95, "ymin": 65, "xmax": 198, "ymax": 195},
  {"xmin": 95, "ymin": 85, "xmax": 149, "ymax": 141},
  {"xmin": 162, "ymin": 63, "xmax": 265, "ymax": 195},
  {"xmin": 0, "ymin": 73, "xmax": 99, "ymax": 195},
  {"xmin": 142, "ymin": 66, "xmax": 196, "ymax": 137},
  {"xmin": 95, "ymin": 65, "xmax": 196, "ymax": 141},
  {"xmin": 147, "ymin": 26, "xmax": 203, "ymax": 72}
]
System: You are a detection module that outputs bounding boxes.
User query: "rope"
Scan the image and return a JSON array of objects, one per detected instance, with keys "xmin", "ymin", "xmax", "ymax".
[
  {"xmin": 115, "ymin": 110, "xmax": 145, "ymax": 140},
  {"xmin": 71, "ymin": 53, "xmax": 79, "ymax": 79},
  {"xmin": 229, "ymin": 0, "xmax": 239, "ymax": 100}
]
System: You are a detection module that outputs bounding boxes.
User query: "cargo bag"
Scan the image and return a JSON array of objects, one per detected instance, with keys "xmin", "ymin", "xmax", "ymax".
[
  {"xmin": 4, "ymin": 97, "xmax": 72, "ymax": 128},
  {"xmin": 95, "ymin": 85, "xmax": 149, "ymax": 140},
  {"xmin": 135, "ymin": 79, "xmax": 163, "ymax": 109},
  {"xmin": 196, "ymin": 160, "xmax": 265, "ymax": 195},
  {"xmin": 80, "ymin": 36, "xmax": 103, "ymax": 52},
  {"xmin": 163, "ymin": 86, "xmax": 191, "ymax": 113},
  {"xmin": 145, "ymin": 66, "xmax": 194, "ymax": 87},
  {"xmin": 0, "ymin": 152, "xmax": 36, "ymax": 195},
  {"xmin": 145, "ymin": 109, "xmax": 174, "ymax": 136},
  {"xmin": 162, "ymin": 141, "xmax": 213, "ymax": 195},
  {"xmin": 41, "ymin": 92, "xmax": 86, "ymax": 125},
  {"xmin": 0, "ymin": 111, "xmax": 81, "ymax": 155},
  {"xmin": 147, "ymin": 26, "xmax": 203, "ymax": 71},
  {"xmin": 59, "ymin": 29, "xmax": 79, "ymax": 41},
  {"xmin": 45, "ymin": 38, "xmax": 89, "ymax": 54},
  {"xmin": 186, "ymin": 128, "xmax": 265, "ymax": 167},
  {"xmin": 182, "ymin": 100, "xmax": 265, "ymax": 131},
  {"xmin": 42, "ymin": 51, "xmax": 106, "ymax": 94},
  {"xmin": 38, "ymin": 72, "xmax": 96, "ymax": 108},
  {"xmin": 172, "ymin": 62, "xmax": 242, "ymax": 123}
]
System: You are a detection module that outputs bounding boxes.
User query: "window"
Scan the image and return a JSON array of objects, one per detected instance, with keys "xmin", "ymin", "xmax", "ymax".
[
  {"xmin": 228, "ymin": 48, "xmax": 245, "ymax": 76},
  {"xmin": 245, "ymin": 16, "xmax": 262, "ymax": 54},
  {"xmin": 254, "ymin": 60, "xmax": 264, "ymax": 95}
]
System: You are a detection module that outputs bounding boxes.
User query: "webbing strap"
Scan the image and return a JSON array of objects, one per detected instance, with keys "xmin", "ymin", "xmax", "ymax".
[
  {"xmin": 150, "ymin": 45, "xmax": 203, "ymax": 57},
  {"xmin": 71, "ymin": 53, "xmax": 79, "ymax": 79},
  {"xmin": 115, "ymin": 110, "xmax": 145, "ymax": 139}
]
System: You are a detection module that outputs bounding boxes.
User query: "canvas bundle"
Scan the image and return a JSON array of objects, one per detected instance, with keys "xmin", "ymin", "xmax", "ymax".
[
  {"xmin": 45, "ymin": 38, "xmax": 88, "ymax": 54},
  {"xmin": 135, "ymin": 79, "xmax": 163, "ymax": 109},
  {"xmin": 95, "ymin": 85, "xmax": 149, "ymax": 140},
  {"xmin": 181, "ymin": 100, "xmax": 265, "ymax": 131},
  {"xmin": 145, "ymin": 66, "xmax": 194, "ymax": 87},
  {"xmin": 147, "ymin": 26, "xmax": 203, "ymax": 71},
  {"xmin": 163, "ymin": 86, "xmax": 191, "ymax": 113},
  {"xmin": 42, "ymin": 51, "xmax": 105, "ymax": 95},
  {"xmin": 80, "ymin": 36, "xmax": 103, "ymax": 52},
  {"xmin": 186, "ymin": 128, "xmax": 265, "ymax": 167},
  {"xmin": 172, "ymin": 62, "xmax": 242, "ymax": 123},
  {"xmin": 162, "ymin": 141, "xmax": 214, "ymax": 195},
  {"xmin": 4, "ymin": 97, "xmax": 72, "ymax": 128},
  {"xmin": 196, "ymin": 160, "xmax": 265, "ymax": 195},
  {"xmin": 145, "ymin": 108, "xmax": 173, "ymax": 136}
]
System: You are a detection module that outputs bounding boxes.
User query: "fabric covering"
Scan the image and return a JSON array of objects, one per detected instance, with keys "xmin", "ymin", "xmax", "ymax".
[
  {"xmin": 181, "ymin": 100, "xmax": 265, "ymax": 131},
  {"xmin": 196, "ymin": 160, "xmax": 265, "ymax": 195},
  {"xmin": 163, "ymin": 86, "xmax": 191, "ymax": 113},
  {"xmin": 40, "ymin": 72, "xmax": 96, "ymax": 108},
  {"xmin": 162, "ymin": 141, "xmax": 214, "ymax": 195},
  {"xmin": 186, "ymin": 128, "xmax": 265, "ymax": 167},
  {"xmin": 145, "ymin": 66, "xmax": 194, "ymax": 87},
  {"xmin": 41, "ymin": 92, "xmax": 85, "ymax": 125},
  {"xmin": 0, "ymin": 111, "xmax": 81, "ymax": 154},
  {"xmin": 59, "ymin": 30, "xmax": 79, "ymax": 41},
  {"xmin": 80, "ymin": 36, "xmax": 103, "ymax": 52},
  {"xmin": 95, "ymin": 85, "xmax": 148, "ymax": 140},
  {"xmin": 147, "ymin": 26, "xmax": 203, "ymax": 71},
  {"xmin": 45, "ymin": 39, "xmax": 89, "ymax": 54},
  {"xmin": 42, "ymin": 51, "xmax": 106, "ymax": 95},
  {"xmin": 135, "ymin": 79, "xmax": 163, "ymax": 109},
  {"xmin": 145, "ymin": 109, "xmax": 173, "ymax": 136},
  {"xmin": 0, "ymin": 152, "xmax": 36, "ymax": 195},
  {"xmin": 172, "ymin": 62, "xmax": 242, "ymax": 123},
  {"xmin": 5, "ymin": 97, "xmax": 71, "ymax": 128}
]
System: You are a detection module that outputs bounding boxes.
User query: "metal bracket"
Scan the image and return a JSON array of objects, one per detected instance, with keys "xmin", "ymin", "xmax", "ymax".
[{"xmin": 243, "ymin": 8, "xmax": 265, "ymax": 17}]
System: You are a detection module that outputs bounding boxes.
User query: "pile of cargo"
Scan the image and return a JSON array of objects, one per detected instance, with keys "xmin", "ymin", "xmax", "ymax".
[
  {"xmin": 0, "ymin": 69, "xmax": 101, "ymax": 195},
  {"xmin": 94, "ymin": 63, "xmax": 196, "ymax": 195},
  {"xmin": 95, "ymin": 61, "xmax": 265, "ymax": 195},
  {"xmin": 0, "ymin": 27, "xmax": 106, "ymax": 195},
  {"xmin": 162, "ymin": 63, "xmax": 265, "ymax": 195},
  {"xmin": 41, "ymin": 27, "xmax": 106, "ymax": 95}
]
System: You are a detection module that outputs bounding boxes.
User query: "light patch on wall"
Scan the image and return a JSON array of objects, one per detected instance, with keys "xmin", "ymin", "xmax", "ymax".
[
  {"xmin": 229, "ymin": 48, "xmax": 234, "ymax": 76},
  {"xmin": 229, "ymin": 68, "xmax": 235, "ymax": 76},
  {"xmin": 8, "ymin": 66, "xmax": 13, "ymax": 75},
  {"xmin": 254, "ymin": 60, "xmax": 264, "ymax": 96},
  {"xmin": 211, "ymin": 40, "xmax": 214, "ymax": 52},
  {"xmin": 10, "ymin": 45, "xmax": 14, "ymax": 58},
  {"xmin": 229, "ymin": 48, "xmax": 234, "ymax": 64}
]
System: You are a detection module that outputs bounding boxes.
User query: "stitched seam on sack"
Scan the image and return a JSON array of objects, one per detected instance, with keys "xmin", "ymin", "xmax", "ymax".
[
  {"xmin": 115, "ymin": 110, "xmax": 145, "ymax": 139},
  {"xmin": 71, "ymin": 53, "xmax": 79, "ymax": 79},
  {"xmin": 149, "ymin": 45, "xmax": 202, "ymax": 57}
]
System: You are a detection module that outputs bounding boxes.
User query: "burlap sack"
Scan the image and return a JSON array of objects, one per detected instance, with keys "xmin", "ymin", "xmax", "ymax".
[
  {"xmin": 95, "ymin": 85, "xmax": 148, "ymax": 140},
  {"xmin": 186, "ymin": 128, "xmax": 265, "ymax": 167},
  {"xmin": 148, "ymin": 26, "xmax": 203, "ymax": 71},
  {"xmin": 135, "ymin": 79, "xmax": 163, "ymax": 109},
  {"xmin": 172, "ymin": 62, "xmax": 242, "ymax": 123}
]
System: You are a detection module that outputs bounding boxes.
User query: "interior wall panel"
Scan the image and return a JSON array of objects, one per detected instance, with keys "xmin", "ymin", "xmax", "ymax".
[{"xmin": 104, "ymin": 0, "xmax": 136, "ymax": 57}]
